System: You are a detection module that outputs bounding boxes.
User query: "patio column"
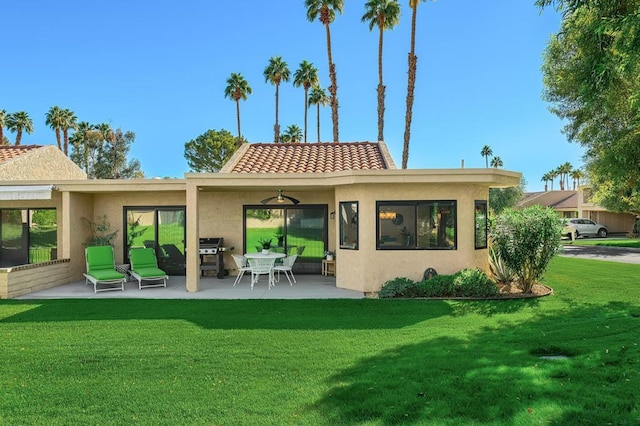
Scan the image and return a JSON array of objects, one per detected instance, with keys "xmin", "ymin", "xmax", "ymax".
[{"xmin": 186, "ymin": 183, "xmax": 200, "ymax": 292}]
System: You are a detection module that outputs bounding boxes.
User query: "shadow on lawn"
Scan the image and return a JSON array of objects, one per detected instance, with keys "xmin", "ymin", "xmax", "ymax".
[
  {"xmin": 310, "ymin": 302, "xmax": 639, "ymax": 424},
  {"xmin": 0, "ymin": 299, "xmax": 455, "ymax": 330}
]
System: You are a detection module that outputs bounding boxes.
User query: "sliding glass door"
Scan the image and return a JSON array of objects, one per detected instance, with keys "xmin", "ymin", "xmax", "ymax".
[{"xmin": 244, "ymin": 205, "xmax": 327, "ymax": 273}]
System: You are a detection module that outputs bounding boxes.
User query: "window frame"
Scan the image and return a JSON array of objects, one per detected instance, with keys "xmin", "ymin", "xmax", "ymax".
[
  {"xmin": 474, "ymin": 200, "xmax": 488, "ymax": 249},
  {"xmin": 376, "ymin": 200, "xmax": 457, "ymax": 250},
  {"xmin": 339, "ymin": 201, "xmax": 359, "ymax": 250}
]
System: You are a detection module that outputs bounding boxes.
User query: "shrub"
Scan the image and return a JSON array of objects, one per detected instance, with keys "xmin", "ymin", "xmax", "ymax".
[
  {"xmin": 418, "ymin": 274, "xmax": 455, "ymax": 297},
  {"xmin": 488, "ymin": 240, "xmax": 516, "ymax": 284},
  {"xmin": 490, "ymin": 205, "xmax": 561, "ymax": 293},
  {"xmin": 452, "ymin": 268, "xmax": 500, "ymax": 297},
  {"xmin": 378, "ymin": 277, "xmax": 419, "ymax": 298}
]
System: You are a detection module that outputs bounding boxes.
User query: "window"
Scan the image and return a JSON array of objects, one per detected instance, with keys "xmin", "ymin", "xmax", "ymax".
[
  {"xmin": 0, "ymin": 208, "xmax": 57, "ymax": 267},
  {"xmin": 377, "ymin": 201, "xmax": 456, "ymax": 250},
  {"xmin": 339, "ymin": 201, "xmax": 358, "ymax": 250},
  {"xmin": 475, "ymin": 200, "xmax": 488, "ymax": 249}
]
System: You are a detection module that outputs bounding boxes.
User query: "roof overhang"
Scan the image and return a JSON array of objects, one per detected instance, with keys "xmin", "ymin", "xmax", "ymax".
[{"xmin": 0, "ymin": 185, "xmax": 54, "ymax": 200}]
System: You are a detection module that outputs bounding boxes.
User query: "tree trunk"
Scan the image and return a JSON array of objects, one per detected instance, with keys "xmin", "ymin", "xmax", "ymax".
[
  {"xmin": 304, "ymin": 88, "xmax": 309, "ymax": 143},
  {"xmin": 63, "ymin": 129, "xmax": 69, "ymax": 156},
  {"xmin": 402, "ymin": 5, "xmax": 419, "ymax": 169},
  {"xmin": 15, "ymin": 129, "xmax": 22, "ymax": 146},
  {"xmin": 55, "ymin": 128, "xmax": 61, "ymax": 151},
  {"xmin": 377, "ymin": 24, "xmax": 385, "ymax": 142},
  {"xmin": 325, "ymin": 23, "xmax": 339, "ymax": 143},
  {"xmin": 316, "ymin": 104, "xmax": 321, "ymax": 143},
  {"xmin": 275, "ymin": 83, "xmax": 280, "ymax": 143},
  {"xmin": 235, "ymin": 99, "xmax": 242, "ymax": 147}
]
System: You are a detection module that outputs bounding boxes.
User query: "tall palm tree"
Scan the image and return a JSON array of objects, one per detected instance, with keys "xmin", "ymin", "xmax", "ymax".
[
  {"xmin": 6, "ymin": 111, "xmax": 34, "ymax": 145},
  {"xmin": 45, "ymin": 106, "xmax": 64, "ymax": 151},
  {"xmin": 541, "ymin": 172, "xmax": 551, "ymax": 192},
  {"xmin": 0, "ymin": 109, "xmax": 6, "ymax": 145},
  {"xmin": 61, "ymin": 108, "xmax": 77, "ymax": 156},
  {"xmin": 264, "ymin": 56, "xmax": 291, "ymax": 143},
  {"xmin": 402, "ymin": 0, "xmax": 431, "ymax": 168},
  {"xmin": 570, "ymin": 169, "xmax": 584, "ymax": 190},
  {"xmin": 224, "ymin": 72, "xmax": 252, "ymax": 146},
  {"xmin": 362, "ymin": 0, "xmax": 400, "ymax": 142},
  {"xmin": 558, "ymin": 162, "xmax": 573, "ymax": 190},
  {"xmin": 74, "ymin": 121, "xmax": 95, "ymax": 173},
  {"xmin": 282, "ymin": 124, "xmax": 303, "ymax": 143},
  {"xmin": 293, "ymin": 60, "xmax": 319, "ymax": 143},
  {"xmin": 305, "ymin": 0, "xmax": 343, "ymax": 143},
  {"xmin": 480, "ymin": 145, "xmax": 493, "ymax": 168},
  {"xmin": 308, "ymin": 85, "xmax": 329, "ymax": 142},
  {"xmin": 490, "ymin": 156, "xmax": 503, "ymax": 169},
  {"xmin": 549, "ymin": 169, "xmax": 559, "ymax": 191}
]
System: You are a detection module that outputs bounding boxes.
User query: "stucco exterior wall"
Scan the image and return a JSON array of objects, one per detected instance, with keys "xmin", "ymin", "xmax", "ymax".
[
  {"xmin": 334, "ymin": 183, "xmax": 489, "ymax": 293},
  {"xmin": 0, "ymin": 145, "xmax": 86, "ymax": 180}
]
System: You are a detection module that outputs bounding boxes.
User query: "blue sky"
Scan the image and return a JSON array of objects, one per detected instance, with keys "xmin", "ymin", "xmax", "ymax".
[{"xmin": 4, "ymin": 1, "xmax": 582, "ymax": 191}]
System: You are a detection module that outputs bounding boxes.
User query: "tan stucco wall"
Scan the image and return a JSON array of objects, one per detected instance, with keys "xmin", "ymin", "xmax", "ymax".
[
  {"xmin": 334, "ymin": 183, "xmax": 489, "ymax": 293},
  {"xmin": 0, "ymin": 145, "xmax": 86, "ymax": 180},
  {"xmin": 0, "ymin": 260, "xmax": 72, "ymax": 299}
]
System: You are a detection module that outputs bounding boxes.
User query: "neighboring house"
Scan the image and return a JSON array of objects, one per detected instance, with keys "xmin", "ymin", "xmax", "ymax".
[
  {"xmin": 0, "ymin": 141, "xmax": 521, "ymax": 298},
  {"xmin": 0, "ymin": 145, "xmax": 86, "ymax": 181},
  {"xmin": 518, "ymin": 191, "xmax": 578, "ymax": 218},
  {"xmin": 518, "ymin": 189, "xmax": 634, "ymax": 234}
]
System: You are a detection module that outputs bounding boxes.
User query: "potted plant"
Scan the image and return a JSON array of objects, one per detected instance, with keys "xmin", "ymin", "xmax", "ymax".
[
  {"xmin": 324, "ymin": 250, "xmax": 335, "ymax": 261},
  {"xmin": 258, "ymin": 237, "xmax": 273, "ymax": 254}
]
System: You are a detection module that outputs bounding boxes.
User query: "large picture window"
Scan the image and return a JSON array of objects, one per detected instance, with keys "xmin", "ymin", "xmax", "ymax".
[
  {"xmin": 339, "ymin": 201, "xmax": 358, "ymax": 250},
  {"xmin": 377, "ymin": 201, "xmax": 456, "ymax": 250},
  {"xmin": 0, "ymin": 208, "xmax": 57, "ymax": 267},
  {"xmin": 475, "ymin": 200, "xmax": 488, "ymax": 249}
]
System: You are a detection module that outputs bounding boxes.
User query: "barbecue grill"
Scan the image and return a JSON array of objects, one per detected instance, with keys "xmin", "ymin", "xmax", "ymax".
[{"xmin": 199, "ymin": 237, "xmax": 232, "ymax": 278}]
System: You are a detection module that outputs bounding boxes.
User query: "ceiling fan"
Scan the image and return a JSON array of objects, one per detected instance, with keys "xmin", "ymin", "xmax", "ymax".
[{"xmin": 261, "ymin": 189, "xmax": 300, "ymax": 205}]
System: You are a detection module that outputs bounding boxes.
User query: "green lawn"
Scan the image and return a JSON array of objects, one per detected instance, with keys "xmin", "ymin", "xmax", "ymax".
[
  {"xmin": 0, "ymin": 257, "xmax": 638, "ymax": 425},
  {"xmin": 563, "ymin": 237, "xmax": 640, "ymax": 249}
]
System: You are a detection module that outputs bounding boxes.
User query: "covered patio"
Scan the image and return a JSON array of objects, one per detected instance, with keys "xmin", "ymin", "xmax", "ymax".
[{"xmin": 15, "ymin": 274, "xmax": 364, "ymax": 300}]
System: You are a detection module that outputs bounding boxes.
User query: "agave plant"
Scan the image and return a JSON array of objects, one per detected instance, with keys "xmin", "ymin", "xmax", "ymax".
[{"xmin": 488, "ymin": 240, "xmax": 515, "ymax": 284}]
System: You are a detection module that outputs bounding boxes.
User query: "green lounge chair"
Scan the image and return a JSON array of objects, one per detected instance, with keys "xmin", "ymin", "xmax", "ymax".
[
  {"xmin": 129, "ymin": 247, "xmax": 168, "ymax": 290},
  {"xmin": 84, "ymin": 245, "xmax": 126, "ymax": 293}
]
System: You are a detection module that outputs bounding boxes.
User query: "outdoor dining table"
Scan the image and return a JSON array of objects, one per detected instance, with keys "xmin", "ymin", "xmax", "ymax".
[{"xmin": 244, "ymin": 252, "xmax": 286, "ymax": 289}]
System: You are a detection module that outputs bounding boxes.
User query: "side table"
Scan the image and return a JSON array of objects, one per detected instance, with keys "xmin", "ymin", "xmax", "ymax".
[
  {"xmin": 321, "ymin": 259, "xmax": 336, "ymax": 276},
  {"xmin": 115, "ymin": 264, "xmax": 131, "ymax": 282}
]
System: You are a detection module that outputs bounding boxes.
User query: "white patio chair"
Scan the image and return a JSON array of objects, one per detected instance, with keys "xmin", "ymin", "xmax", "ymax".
[
  {"xmin": 273, "ymin": 254, "xmax": 298, "ymax": 286},
  {"xmin": 231, "ymin": 254, "xmax": 251, "ymax": 286},
  {"xmin": 247, "ymin": 257, "xmax": 276, "ymax": 290}
]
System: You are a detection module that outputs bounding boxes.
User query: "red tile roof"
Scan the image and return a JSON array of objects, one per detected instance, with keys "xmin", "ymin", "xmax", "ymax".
[
  {"xmin": 223, "ymin": 142, "xmax": 394, "ymax": 173},
  {"xmin": 0, "ymin": 145, "xmax": 43, "ymax": 164}
]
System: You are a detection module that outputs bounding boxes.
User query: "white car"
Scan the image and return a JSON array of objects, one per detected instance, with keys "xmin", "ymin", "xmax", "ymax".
[{"xmin": 562, "ymin": 218, "xmax": 608, "ymax": 238}]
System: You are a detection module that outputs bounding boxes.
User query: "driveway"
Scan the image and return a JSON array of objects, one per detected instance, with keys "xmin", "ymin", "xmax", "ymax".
[{"xmin": 559, "ymin": 244, "xmax": 640, "ymax": 265}]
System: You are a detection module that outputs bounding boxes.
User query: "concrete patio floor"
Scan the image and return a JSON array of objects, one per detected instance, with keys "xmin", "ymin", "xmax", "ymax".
[{"xmin": 16, "ymin": 274, "xmax": 365, "ymax": 300}]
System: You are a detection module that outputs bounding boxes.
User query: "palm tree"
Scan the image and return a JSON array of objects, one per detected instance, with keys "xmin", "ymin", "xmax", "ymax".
[
  {"xmin": 293, "ymin": 60, "xmax": 319, "ymax": 143},
  {"xmin": 282, "ymin": 124, "xmax": 303, "ymax": 143},
  {"xmin": 549, "ymin": 169, "xmax": 559, "ymax": 191},
  {"xmin": 559, "ymin": 162, "xmax": 573, "ymax": 190},
  {"xmin": 541, "ymin": 172, "xmax": 551, "ymax": 191},
  {"xmin": 264, "ymin": 56, "xmax": 291, "ymax": 143},
  {"xmin": 362, "ymin": 0, "xmax": 400, "ymax": 142},
  {"xmin": 480, "ymin": 145, "xmax": 493, "ymax": 168},
  {"xmin": 73, "ymin": 121, "xmax": 95, "ymax": 173},
  {"xmin": 61, "ymin": 108, "xmax": 77, "ymax": 156},
  {"xmin": 0, "ymin": 109, "xmax": 6, "ymax": 145},
  {"xmin": 402, "ymin": 0, "xmax": 431, "ymax": 168},
  {"xmin": 570, "ymin": 168, "xmax": 584, "ymax": 190},
  {"xmin": 6, "ymin": 111, "xmax": 34, "ymax": 145},
  {"xmin": 490, "ymin": 156, "xmax": 503, "ymax": 168},
  {"xmin": 305, "ymin": 0, "xmax": 343, "ymax": 143},
  {"xmin": 224, "ymin": 72, "xmax": 252, "ymax": 146},
  {"xmin": 308, "ymin": 85, "xmax": 329, "ymax": 142},
  {"xmin": 45, "ymin": 106, "xmax": 64, "ymax": 151}
]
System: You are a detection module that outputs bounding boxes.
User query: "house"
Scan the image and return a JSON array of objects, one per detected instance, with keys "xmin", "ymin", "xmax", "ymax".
[
  {"xmin": 518, "ymin": 189, "xmax": 635, "ymax": 234},
  {"xmin": 0, "ymin": 142, "xmax": 521, "ymax": 299}
]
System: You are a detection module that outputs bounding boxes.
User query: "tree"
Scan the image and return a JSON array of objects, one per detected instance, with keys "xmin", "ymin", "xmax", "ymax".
[
  {"xmin": 293, "ymin": 60, "xmax": 319, "ymax": 143},
  {"xmin": 224, "ymin": 72, "xmax": 252, "ymax": 146},
  {"xmin": 305, "ymin": 0, "xmax": 343, "ymax": 143},
  {"xmin": 308, "ymin": 85, "xmax": 329, "ymax": 142},
  {"xmin": 6, "ymin": 111, "xmax": 34, "ymax": 145},
  {"xmin": 490, "ymin": 156, "xmax": 503, "ymax": 169},
  {"xmin": 70, "ymin": 123, "xmax": 142, "ymax": 179},
  {"xmin": 282, "ymin": 124, "xmax": 303, "ymax": 143},
  {"xmin": 264, "ymin": 56, "xmax": 291, "ymax": 143},
  {"xmin": 556, "ymin": 162, "xmax": 572, "ymax": 191},
  {"xmin": 45, "ymin": 106, "xmax": 64, "ymax": 151},
  {"xmin": 61, "ymin": 108, "xmax": 77, "ymax": 156},
  {"xmin": 184, "ymin": 129, "xmax": 241, "ymax": 172},
  {"xmin": 0, "ymin": 110, "xmax": 6, "ymax": 145},
  {"xmin": 362, "ymin": 0, "xmax": 400, "ymax": 142},
  {"xmin": 570, "ymin": 168, "xmax": 585, "ymax": 190},
  {"xmin": 548, "ymin": 169, "xmax": 559, "ymax": 191},
  {"xmin": 402, "ymin": 0, "xmax": 432, "ymax": 169},
  {"xmin": 541, "ymin": 172, "xmax": 552, "ymax": 191},
  {"xmin": 538, "ymin": 0, "xmax": 640, "ymax": 213},
  {"xmin": 480, "ymin": 145, "xmax": 493, "ymax": 168},
  {"xmin": 489, "ymin": 177, "xmax": 526, "ymax": 215},
  {"xmin": 490, "ymin": 205, "xmax": 561, "ymax": 293}
]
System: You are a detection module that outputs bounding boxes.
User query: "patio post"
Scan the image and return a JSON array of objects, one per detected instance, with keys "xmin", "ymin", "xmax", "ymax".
[{"xmin": 186, "ymin": 182, "xmax": 200, "ymax": 292}]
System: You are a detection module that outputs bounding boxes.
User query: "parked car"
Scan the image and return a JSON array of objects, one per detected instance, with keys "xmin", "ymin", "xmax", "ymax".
[{"xmin": 562, "ymin": 218, "xmax": 608, "ymax": 238}]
